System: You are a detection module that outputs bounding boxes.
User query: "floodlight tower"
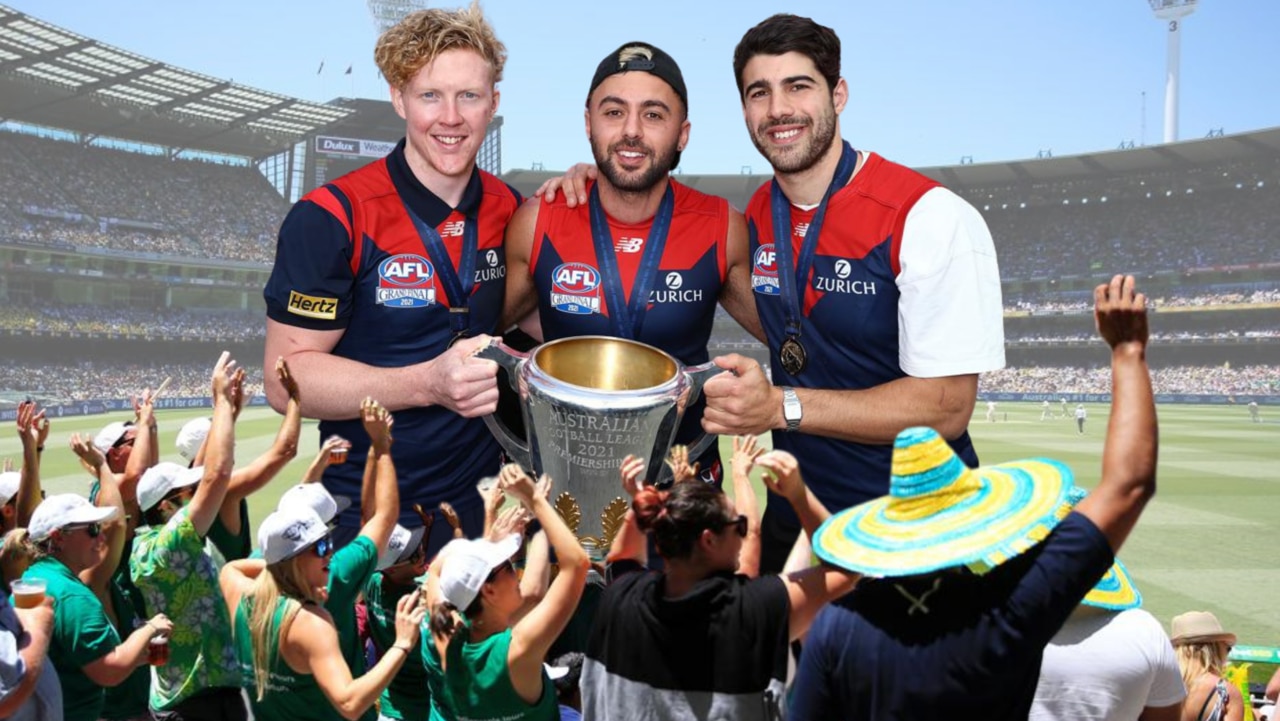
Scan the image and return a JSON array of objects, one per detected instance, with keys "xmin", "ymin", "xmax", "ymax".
[
  {"xmin": 367, "ymin": 0, "xmax": 429, "ymax": 34},
  {"xmin": 1148, "ymin": 0, "xmax": 1197, "ymax": 144}
]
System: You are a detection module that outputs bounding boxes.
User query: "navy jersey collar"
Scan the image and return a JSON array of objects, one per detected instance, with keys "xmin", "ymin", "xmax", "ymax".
[{"xmin": 387, "ymin": 137, "xmax": 483, "ymax": 226}]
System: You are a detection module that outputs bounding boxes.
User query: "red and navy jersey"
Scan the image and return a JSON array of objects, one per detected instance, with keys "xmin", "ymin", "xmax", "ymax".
[
  {"xmin": 529, "ymin": 179, "xmax": 727, "ymax": 453},
  {"xmin": 747, "ymin": 153, "xmax": 978, "ymax": 517},
  {"xmin": 264, "ymin": 139, "xmax": 521, "ymax": 527}
]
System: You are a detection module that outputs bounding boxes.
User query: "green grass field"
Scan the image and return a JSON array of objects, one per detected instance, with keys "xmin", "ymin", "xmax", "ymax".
[{"xmin": 3, "ymin": 401, "xmax": 1277, "ymax": 656}]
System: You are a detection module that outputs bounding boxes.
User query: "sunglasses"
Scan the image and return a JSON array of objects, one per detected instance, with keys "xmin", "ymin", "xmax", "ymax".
[
  {"xmin": 67, "ymin": 522, "xmax": 103, "ymax": 538},
  {"xmin": 714, "ymin": 514, "xmax": 749, "ymax": 538},
  {"xmin": 311, "ymin": 536, "xmax": 334, "ymax": 558},
  {"xmin": 486, "ymin": 559, "xmax": 514, "ymax": 582}
]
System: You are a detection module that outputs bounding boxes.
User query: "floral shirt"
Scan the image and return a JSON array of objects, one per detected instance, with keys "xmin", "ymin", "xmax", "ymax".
[{"xmin": 130, "ymin": 506, "xmax": 242, "ymax": 711}]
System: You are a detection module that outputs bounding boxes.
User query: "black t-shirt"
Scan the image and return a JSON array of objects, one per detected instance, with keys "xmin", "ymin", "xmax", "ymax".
[
  {"xmin": 582, "ymin": 565, "xmax": 791, "ymax": 721},
  {"xmin": 789, "ymin": 511, "xmax": 1115, "ymax": 721}
]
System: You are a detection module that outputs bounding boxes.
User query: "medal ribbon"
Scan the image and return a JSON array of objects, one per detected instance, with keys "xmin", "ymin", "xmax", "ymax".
[
  {"xmin": 402, "ymin": 202, "xmax": 479, "ymax": 339},
  {"xmin": 588, "ymin": 182, "xmax": 675, "ymax": 340},
  {"xmin": 769, "ymin": 141, "xmax": 857, "ymax": 342}
]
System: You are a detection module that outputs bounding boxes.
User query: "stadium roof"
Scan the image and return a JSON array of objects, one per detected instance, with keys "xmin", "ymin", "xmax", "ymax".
[
  {"xmin": 505, "ymin": 125, "xmax": 1280, "ymax": 204},
  {"xmin": 0, "ymin": 4, "xmax": 354, "ymax": 157}
]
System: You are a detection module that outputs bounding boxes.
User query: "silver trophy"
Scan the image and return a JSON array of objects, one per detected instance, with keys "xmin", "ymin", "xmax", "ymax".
[{"xmin": 478, "ymin": 336, "xmax": 718, "ymax": 549}]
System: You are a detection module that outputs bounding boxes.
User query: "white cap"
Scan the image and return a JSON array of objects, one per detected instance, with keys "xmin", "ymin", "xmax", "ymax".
[
  {"xmin": 29, "ymin": 493, "xmax": 121, "ymax": 542},
  {"xmin": 277, "ymin": 484, "xmax": 352, "ymax": 524},
  {"xmin": 0, "ymin": 472, "xmax": 20, "ymax": 506},
  {"xmin": 137, "ymin": 462, "xmax": 203, "ymax": 512},
  {"xmin": 92, "ymin": 421, "xmax": 133, "ymax": 454},
  {"xmin": 258, "ymin": 507, "xmax": 329, "ymax": 564},
  {"xmin": 376, "ymin": 524, "xmax": 428, "ymax": 571},
  {"xmin": 175, "ymin": 417, "xmax": 211, "ymax": 462},
  {"xmin": 437, "ymin": 534, "xmax": 521, "ymax": 610}
]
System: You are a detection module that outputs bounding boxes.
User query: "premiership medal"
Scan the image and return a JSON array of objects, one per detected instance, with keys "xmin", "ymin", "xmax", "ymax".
[
  {"xmin": 769, "ymin": 142, "xmax": 857, "ymax": 380},
  {"xmin": 780, "ymin": 336, "xmax": 807, "ymax": 375}
]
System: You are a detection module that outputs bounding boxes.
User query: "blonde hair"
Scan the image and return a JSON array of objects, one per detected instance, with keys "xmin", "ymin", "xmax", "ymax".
[
  {"xmin": 244, "ymin": 557, "xmax": 323, "ymax": 701},
  {"xmin": 0, "ymin": 529, "xmax": 36, "ymax": 592},
  {"xmin": 374, "ymin": 1, "xmax": 506, "ymax": 88},
  {"xmin": 1175, "ymin": 640, "xmax": 1230, "ymax": 691}
]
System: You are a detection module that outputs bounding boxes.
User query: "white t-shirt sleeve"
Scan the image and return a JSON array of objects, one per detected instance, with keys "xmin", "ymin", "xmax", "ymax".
[
  {"xmin": 1136, "ymin": 609, "xmax": 1189, "ymax": 708},
  {"xmin": 896, "ymin": 186, "xmax": 1006, "ymax": 377}
]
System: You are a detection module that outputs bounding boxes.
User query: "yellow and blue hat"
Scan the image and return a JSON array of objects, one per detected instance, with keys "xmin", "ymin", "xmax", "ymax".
[
  {"xmin": 812, "ymin": 427, "xmax": 1075, "ymax": 578},
  {"xmin": 1064, "ymin": 488, "xmax": 1143, "ymax": 610}
]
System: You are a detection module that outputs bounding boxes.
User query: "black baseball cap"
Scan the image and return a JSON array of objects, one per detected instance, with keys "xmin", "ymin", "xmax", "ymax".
[{"xmin": 588, "ymin": 41, "xmax": 688, "ymax": 112}]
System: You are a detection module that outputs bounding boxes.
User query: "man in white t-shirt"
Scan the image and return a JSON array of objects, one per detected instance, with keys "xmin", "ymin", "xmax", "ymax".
[
  {"xmin": 986, "ymin": 400, "xmax": 998, "ymax": 423},
  {"xmin": 1075, "ymin": 404, "xmax": 1088, "ymax": 434},
  {"xmin": 1041, "ymin": 400, "xmax": 1052, "ymax": 421},
  {"xmin": 1032, "ymin": 606, "xmax": 1184, "ymax": 721}
]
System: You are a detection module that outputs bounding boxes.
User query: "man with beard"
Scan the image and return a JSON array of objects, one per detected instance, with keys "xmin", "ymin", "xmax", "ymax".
[
  {"xmin": 701, "ymin": 14, "xmax": 1005, "ymax": 572},
  {"xmin": 502, "ymin": 41, "xmax": 762, "ymax": 483}
]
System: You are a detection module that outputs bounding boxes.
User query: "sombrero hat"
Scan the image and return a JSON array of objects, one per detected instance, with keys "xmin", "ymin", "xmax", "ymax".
[
  {"xmin": 812, "ymin": 427, "xmax": 1075, "ymax": 578},
  {"xmin": 1063, "ymin": 488, "xmax": 1143, "ymax": 611}
]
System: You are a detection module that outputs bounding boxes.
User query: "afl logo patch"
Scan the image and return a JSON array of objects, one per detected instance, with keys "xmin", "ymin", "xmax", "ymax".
[
  {"xmin": 751, "ymin": 244, "xmax": 780, "ymax": 296},
  {"xmin": 376, "ymin": 254, "xmax": 436, "ymax": 308},
  {"xmin": 550, "ymin": 262, "xmax": 601, "ymax": 315}
]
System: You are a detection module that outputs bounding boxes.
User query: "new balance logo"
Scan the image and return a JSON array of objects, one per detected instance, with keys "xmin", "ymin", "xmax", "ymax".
[
  {"xmin": 440, "ymin": 220, "xmax": 465, "ymax": 237},
  {"xmin": 615, "ymin": 236, "xmax": 644, "ymax": 253}
]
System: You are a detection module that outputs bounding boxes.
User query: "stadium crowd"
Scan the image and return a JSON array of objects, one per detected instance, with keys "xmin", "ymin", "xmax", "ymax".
[
  {"xmin": 1007, "ymin": 287, "xmax": 1280, "ymax": 314},
  {"xmin": 0, "ymin": 305, "xmax": 263, "ymax": 342},
  {"xmin": 4, "ymin": 359, "xmax": 1277, "ymax": 406},
  {"xmin": 0, "ymin": 131, "xmax": 284, "ymax": 264},
  {"xmin": 985, "ymin": 185, "xmax": 1279, "ymax": 279}
]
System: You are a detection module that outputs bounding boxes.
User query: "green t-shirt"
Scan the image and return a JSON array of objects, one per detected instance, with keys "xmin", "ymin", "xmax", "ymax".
[
  {"xmin": 234, "ymin": 596, "xmax": 332, "ymax": 721},
  {"xmin": 99, "ymin": 568, "xmax": 151, "ymax": 720},
  {"xmin": 423, "ymin": 625, "xmax": 557, "ymax": 721},
  {"xmin": 363, "ymin": 571, "xmax": 429, "ymax": 720},
  {"xmin": 324, "ymin": 535, "xmax": 378, "ymax": 721},
  {"xmin": 207, "ymin": 498, "xmax": 252, "ymax": 562},
  {"xmin": 130, "ymin": 506, "xmax": 242, "ymax": 710},
  {"xmin": 21, "ymin": 557, "xmax": 121, "ymax": 721}
]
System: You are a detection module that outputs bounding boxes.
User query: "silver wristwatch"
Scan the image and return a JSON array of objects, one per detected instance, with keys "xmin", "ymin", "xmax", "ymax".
[{"xmin": 781, "ymin": 386, "xmax": 802, "ymax": 432}]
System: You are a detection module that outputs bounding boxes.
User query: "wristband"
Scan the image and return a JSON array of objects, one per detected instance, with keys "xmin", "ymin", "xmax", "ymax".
[{"xmin": 390, "ymin": 644, "xmax": 413, "ymax": 655}]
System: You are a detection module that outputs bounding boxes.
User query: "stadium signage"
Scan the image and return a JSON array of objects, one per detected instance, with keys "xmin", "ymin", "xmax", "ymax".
[{"xmin": 315, "ymin": 135, "xmax": 399, "ymax": 159}]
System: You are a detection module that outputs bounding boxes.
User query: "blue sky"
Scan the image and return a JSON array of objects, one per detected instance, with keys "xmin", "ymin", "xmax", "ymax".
[{"xmin": 12, "ymin": 0, "xmax": 1280, "ymax": 173}]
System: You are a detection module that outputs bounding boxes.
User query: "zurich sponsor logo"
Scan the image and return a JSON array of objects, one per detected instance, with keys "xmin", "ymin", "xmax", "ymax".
[
  {"xmin": 376, "ymin": 254, "xmax": 436, "ymax": 308},
  {"xmin": 751, "ymin": 243, "xmax": 780, "ymax": 296},
  {"xmin": 550, "ymin": 262, "xmax": 601, "ymax": 315}
]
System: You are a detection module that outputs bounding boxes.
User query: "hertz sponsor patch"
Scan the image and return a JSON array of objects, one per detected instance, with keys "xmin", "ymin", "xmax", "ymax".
[{"xmin": 287, "ymin": 291, "xmax": 339, "ymax": 320}]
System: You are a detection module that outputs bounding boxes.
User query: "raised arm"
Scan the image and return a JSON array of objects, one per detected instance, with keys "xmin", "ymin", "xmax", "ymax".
[
  {"xmin": 221, "ymin": 358, "xmax": 302, "ymax": 530},
  {"xmin": 356, "ymin": 398, "xmax": 398, "ymax": 553},
  {"xmin": 286, "ymin": 596, "xmax": 425, "ymax": 721},
  {"xmin": 302, "ymin": 436, "xmax": 350, "ymax": 484},
  {"xmin": 187, "ymin": 352, "xmax": 242, "ymax": 537},
  {"xmin": 1073, "ymin": 275, "xmax": 1158, "ymax": 553},
  {"xmin": 498, "ymin": 199, "xmax": 542, "ymax": 336},
  {"xmin": 505, "ymin": 465, "xmax": 589, "ymax": 704},
  {"xmin": 607, "ymin": 455, "xmax": 649, "ymax": 566},
  {"xmin": 729, "ymin": 435, "xmax": 765, "ymax": 578},
  {"xmin": 264, "ymin": 321, "xmax": 500, "ymax": 421},
  {"xmin": 13, "ymin": 402, "xmax": 46, "ymax": 528},
  {"xmin": 753, "ymin": 449, "xmax": 858, "ymax": 640}
]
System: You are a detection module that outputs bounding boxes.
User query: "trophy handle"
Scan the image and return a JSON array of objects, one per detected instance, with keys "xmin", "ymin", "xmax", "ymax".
[
  {"xmin": 476, "ymin": 339, "xmax": 531, "ymax": 466},
  {"xmin": 683, "ymin": 360, "xmax": 721, "ymax": 406}
]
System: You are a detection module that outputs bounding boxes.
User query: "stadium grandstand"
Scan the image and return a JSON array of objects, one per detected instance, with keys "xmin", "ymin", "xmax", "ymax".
[{"xmin": 0, "ymin": 3, "xmax": 1277, "ymax": 416}]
